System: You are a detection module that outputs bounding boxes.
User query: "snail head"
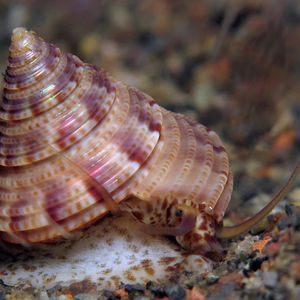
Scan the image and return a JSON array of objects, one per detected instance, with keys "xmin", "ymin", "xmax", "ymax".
[
  {"xmin": 172, "ymin": 206, "xmax": 223, "ymax": 255},
  {"xmin": 139, "ymin": 201, "xmax": 223, "ymax": 256}
]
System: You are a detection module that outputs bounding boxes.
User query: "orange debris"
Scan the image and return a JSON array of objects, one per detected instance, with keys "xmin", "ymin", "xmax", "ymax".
[
  {"xmin": 261, "ymin": 260, "xmax": 272, "ymax": 271},
  {"xmin": 114, "ymin": 288, "xmax": 128, "ymax": 297},
  {"xmin": 279, "ymin": 233, "xmax": 290, "ymax": 242},
  {"xmin": 292, "ymin": 263, "xmax": 300, "ymax": 280},
  {"xmin": 218, "ymin": 272, "xmax": 244, "ymax": 287},
  {"xmin": 257, "ymin": 166, "xmax": 272, "ymax": 178},
  {"xmin": 251, "ymin": 235, "xmax": 272, "ymax": 253},
  {"xmin": 271, "ymin": 128, "xmax": 296, "ymax": 157},
  {"xmin": 209, "ymin": 57, "xmax": 230, "ymax": 82},
  {"xmin": 268, "ymin": 241, "xmax": 281, "ymax": 256},
  {"xmin": 186, "ymin": 287, "xmax": 206, "ymax": 300}
]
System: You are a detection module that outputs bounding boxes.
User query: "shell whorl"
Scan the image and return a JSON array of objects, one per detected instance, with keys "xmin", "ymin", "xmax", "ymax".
[
  {"xmin": 0, "ymin": 28, "xmax": 233, "ymax": 245},
  {"xmin": 0, "ymin": 28, "xmax": 162, "ymax": 243}
]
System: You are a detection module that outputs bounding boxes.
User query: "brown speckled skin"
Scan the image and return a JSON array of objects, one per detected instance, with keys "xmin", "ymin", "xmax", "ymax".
[{"xmin": 0, "ymin": 28, "xmax": 233, "ymax": 254}]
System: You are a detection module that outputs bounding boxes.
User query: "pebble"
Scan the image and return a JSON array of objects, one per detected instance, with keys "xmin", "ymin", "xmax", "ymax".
[
  {"xmin": 207, "ymin": 283, "xmax": 236, "ymax": 300},
  {"xmin": 236, "ymin": 236, "xmax": 258, "ymax": 253},
  {"xmin": 293, "ymin": 210, "xmax": 300, "ymax": 230},
  {"xmin": 242, "ymin": 275, "xmax": 263, "ymax": 290},
  {"xmin": 166, "ymin": 53, "xmax": 184, "ymax": 76},
  {"xmin": 56, "ymin": 296, "xmax": 72, "ymax": 300},
  {"xmin": 133, "ymin": 297, "xmax": 151, "ymax": 300},
  {"xmin": 0, "ymin": 292, "xmax": 7, "ymax": 300},
  {"xmin": 277, "ymin": 216, "xmax": 292, "ymax": 231},
  {"xmin": 145, "ymin": 282, "xmax": 166, "ymax": 298},
  {"xmin": 232, "ymin": 251, "xmax": 251, "ymax": 269},
  {"xmin": 74, "ymin": 294, "xmax": 96, "ymax": 300},
  {"xmin": 39, "ymin": 291, "xmax": 50, "ymax": 300},
  {"xmin": 218, "ymin": 282, "xmax": 237, "ymax": 297},
  {"xmin": 122, "ymin": 283, "xmax": 144, "ymax": 294},
  {"xmin": 100, "ymin": 290, "xmax": 115, "ymax": 299},
  {"xmin": 289, "ymin": 188, "xmax": 300, "ymax": 206},
  {"xmin": 248, "ymin": 256, "xmax": 268, "ymax": 272},
  {"xmin": 206, "ymin": 274, "xmax": 219, "ymax": 285},
  {"xmin": 78, "ymin": 33, "xmax": 101, "ymax": 59},
  {"xmin": 192, "ymin": 79, "xmax": 219, "ymax": 111},
  {"xmin": 292, "ymin": 286, "xmax": 300, "ymax": 298},
  {"xmin": 284, "ymin": 203, "xmax": 294, "ymax": 216},
  {"xmin": 164, "ymin": 283, "xmax": 186, "ymax": 300},
  {"xmin": 262, "ymin": 271, "xmax": 278, "ymax": 289},
  {"xmin": 109, "ymin": 5, "xmax": 131, "ymax": 29}
]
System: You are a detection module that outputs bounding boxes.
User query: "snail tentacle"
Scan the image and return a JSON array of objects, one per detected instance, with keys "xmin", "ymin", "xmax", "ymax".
[{"xmin": 217, "ymin": 160, "xmax": 300, "ymax": 239}]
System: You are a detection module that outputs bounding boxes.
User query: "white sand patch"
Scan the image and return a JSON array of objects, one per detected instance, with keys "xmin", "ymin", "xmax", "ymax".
[{"xmin": 0, "ymin": 213, "xmax": 212, "ymax": 289}]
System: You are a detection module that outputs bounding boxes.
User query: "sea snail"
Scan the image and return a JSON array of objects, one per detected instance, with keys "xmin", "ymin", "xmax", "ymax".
[{"xmin": 0, "ymin": 28, "xmax": 299, "ymax": 255}]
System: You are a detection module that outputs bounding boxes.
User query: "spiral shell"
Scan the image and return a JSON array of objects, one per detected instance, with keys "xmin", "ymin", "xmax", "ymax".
[{"xmin": 0, "ymin": 28, "xmax": 233, "ymax": 247}]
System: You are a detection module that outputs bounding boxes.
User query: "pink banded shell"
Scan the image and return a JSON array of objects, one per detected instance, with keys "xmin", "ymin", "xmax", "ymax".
[{"xmin": 0, "ymin": 28, "xmax": 233, "ymax": 245}]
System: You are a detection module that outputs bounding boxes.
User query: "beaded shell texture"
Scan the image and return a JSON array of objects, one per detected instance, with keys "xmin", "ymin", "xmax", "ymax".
[{"xmin": 0, "ymin": 28, "xmax": 233, "ymax": 254}]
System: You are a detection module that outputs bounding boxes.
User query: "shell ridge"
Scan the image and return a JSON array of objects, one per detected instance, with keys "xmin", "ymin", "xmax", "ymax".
[
  {"xmin": 198, "ymin": 130, "xmax": 230, "ymax": 215},
  {"xmin": 131, "ymin": 109, "xmax": 180, "ymax": 200},
  {"xmin": 213, "ymin": 168, "xmax": 233, "ymax": 222},
  {"xmin": 184, "ymin": 124, "xmax": 214, "ymax": 206}
]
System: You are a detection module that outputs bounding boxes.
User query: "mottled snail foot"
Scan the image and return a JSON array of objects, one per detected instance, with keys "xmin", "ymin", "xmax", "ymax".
[{"xmin": 180, "ymin": 254, "xmax": 213, "ymax": 273}]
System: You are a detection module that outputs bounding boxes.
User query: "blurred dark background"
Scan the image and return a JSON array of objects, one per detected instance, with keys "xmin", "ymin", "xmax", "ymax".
[{"xmin": 0, "ymin": 0, "xmax": 300, "ymax": 212}]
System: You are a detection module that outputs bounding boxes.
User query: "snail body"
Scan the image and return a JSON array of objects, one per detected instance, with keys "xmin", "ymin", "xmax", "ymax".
[{"xmin": 0, "ymin": 28, "xmax": 299, "ymax": 255}]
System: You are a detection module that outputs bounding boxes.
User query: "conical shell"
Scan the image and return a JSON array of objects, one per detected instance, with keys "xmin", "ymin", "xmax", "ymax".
[
  {"xmin": 0, "ymin": 28, "xmax": 233, "ymax": 244},
  {"xmin": 0, "ymin": 28, "xmax": 162, "ymax": 244}
]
